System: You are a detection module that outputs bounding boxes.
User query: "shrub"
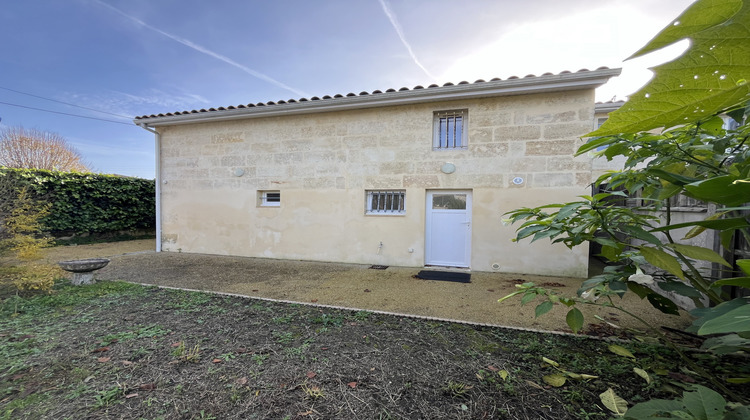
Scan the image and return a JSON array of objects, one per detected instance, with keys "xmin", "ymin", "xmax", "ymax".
[{"xmin": 0, "ymin": 168, "xmax": 154, "ymax": 237}]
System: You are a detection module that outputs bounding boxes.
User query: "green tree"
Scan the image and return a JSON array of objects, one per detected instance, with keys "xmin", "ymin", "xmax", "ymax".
[{"xmin": 502, "ymin": 0, "xmax": 750, "ymax": 412}]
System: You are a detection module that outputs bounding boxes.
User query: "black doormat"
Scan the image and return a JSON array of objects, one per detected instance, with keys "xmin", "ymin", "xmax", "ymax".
[
  {"xmin": 369, "ymin": 265, "xmax": 389, "ymax": 270},
  {"xmin": 416, "ymin": 270, "xmax": 471, "ymax": 283}
]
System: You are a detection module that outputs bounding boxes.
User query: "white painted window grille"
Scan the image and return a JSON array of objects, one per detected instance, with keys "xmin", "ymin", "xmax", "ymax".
[
  {"xmin": 259, "ymin": 190, "xmax": 281, "ymax": 207},
  {"xmin": 366, "ymin": 190, "xmax": 405, "ymax": 215},
  {"xmin": 433, "ymin": 110, "xmax": 468, "ymax": 150}
]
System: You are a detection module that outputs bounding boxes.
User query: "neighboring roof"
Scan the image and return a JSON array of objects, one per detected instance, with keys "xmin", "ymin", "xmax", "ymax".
[
  {"xmin": 135, "ymin": 67, "xmax": 622, "ymax": 127},
  {"xmin": 595, "ymin": 100, "xmax": 626, "ymax": 114}
]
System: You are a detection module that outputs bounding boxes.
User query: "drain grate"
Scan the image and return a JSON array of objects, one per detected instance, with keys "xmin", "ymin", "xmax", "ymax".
[{"xmin": 369, "ymin": 265, "xmax": 389, "ymax": 270}]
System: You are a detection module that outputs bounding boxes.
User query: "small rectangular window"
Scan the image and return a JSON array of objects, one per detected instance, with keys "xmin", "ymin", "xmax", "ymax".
[
  {"xmin": 366, "ymin": 190, "xmax": 405, "ymax": 215},
  {"xmin": 433, "ymin": 110, "xmax": 468, "ymax": 150},
  {"xmin": 259, "ymin": 190, "xmax": 280, "ymax": 207}
]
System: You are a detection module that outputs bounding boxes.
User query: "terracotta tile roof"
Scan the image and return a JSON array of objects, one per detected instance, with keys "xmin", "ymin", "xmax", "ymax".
[{"xmin": 135, "ymin": 67, "xmax": 620, "ymax": 125}]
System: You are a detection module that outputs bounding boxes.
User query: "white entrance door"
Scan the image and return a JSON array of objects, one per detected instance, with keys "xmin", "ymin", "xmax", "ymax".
[{"xmin": 425, "ymin": 190, "xmax": 472, "ymax": 268}]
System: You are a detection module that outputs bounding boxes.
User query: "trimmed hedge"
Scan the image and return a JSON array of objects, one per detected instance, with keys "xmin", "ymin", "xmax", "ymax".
[{"xmin": 0, "ymin": 168, "xmax": 155, "ymax": 236}]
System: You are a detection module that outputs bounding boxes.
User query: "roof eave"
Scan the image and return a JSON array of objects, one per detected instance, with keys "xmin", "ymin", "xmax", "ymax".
[{"xmin": 135, "ymin": 68, "xmax": 622, "ymax": 127}]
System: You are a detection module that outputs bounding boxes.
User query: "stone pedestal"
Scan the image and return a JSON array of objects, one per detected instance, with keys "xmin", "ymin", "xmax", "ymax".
[{"xmin": 58, "ymin": 258, "xmax": 110, "ymax": 285}]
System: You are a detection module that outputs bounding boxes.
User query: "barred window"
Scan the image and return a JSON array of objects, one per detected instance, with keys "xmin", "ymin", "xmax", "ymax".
[
  {"xmin": 433, "ymin": 110, "xmax": 468, "ymax": 150},
  {"xmin": 366, "ymin": 190, "xmax": 405, "ymax": 215},
  {"xmin": 258, "ymin": 190, "xmax": 280, "ymax": 207}
]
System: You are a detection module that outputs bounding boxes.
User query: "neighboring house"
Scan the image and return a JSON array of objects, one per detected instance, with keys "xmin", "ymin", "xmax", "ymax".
[{"xmin": 135, "ymin": 67, "xmax": 621, "ymax": 278}]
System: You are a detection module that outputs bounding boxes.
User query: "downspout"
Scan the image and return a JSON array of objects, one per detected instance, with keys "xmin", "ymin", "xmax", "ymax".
[{"xmin": 138, "ymin": 123, "xmax": 162, "ymax": 253}]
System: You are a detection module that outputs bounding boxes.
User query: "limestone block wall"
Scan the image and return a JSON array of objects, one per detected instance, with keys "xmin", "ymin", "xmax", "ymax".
[{"xmin": 158, "ymin": 89, "xmax": 597, "ymax": 277}]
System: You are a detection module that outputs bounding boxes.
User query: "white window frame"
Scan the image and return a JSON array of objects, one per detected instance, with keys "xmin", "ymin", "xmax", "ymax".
[
  {"xmin": 258, "ymin": 190, "xmax": 281, "ymax": 207},
  {"xmin": 433, "ymin": 109, "xmax": 468, "ymax": 150},
  {"xmin": 366, "ymin": 190, "xmax": 405, "ymax": 215}
]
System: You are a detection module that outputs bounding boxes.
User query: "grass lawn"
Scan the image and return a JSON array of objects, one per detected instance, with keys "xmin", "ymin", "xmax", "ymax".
[{"xmin": 1, "ymin": 279, "xmax": 748, "ymax": 419}]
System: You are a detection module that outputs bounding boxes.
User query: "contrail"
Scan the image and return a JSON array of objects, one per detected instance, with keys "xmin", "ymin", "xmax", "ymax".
[
  {"xmin": 93, "ymin": 0, "xmax": 308, "ymax": 98},
  {"xmin": 378, "ymin": 0, "xmax": 437, "ymax": 80}
]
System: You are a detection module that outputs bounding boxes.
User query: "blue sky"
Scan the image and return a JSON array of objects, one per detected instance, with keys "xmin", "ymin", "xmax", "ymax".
[{"xmin": 1, "ymin": 0, "xmax": 694, "ymax": 179}]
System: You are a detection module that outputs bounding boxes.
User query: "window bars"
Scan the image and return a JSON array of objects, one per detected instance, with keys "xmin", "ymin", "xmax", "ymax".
[
  {"xmin": 366, "ymin": 190, "xmax": 405, "ymax": 214},
  {"xmin": 434, "ymin": 110, "xmax": 467, "ymax": 149}
]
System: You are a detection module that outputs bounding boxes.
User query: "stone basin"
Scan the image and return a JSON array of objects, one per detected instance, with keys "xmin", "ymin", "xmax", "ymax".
[{"xmin": 58, "ymin": 258, "xmax": 110, "ymax": 285}]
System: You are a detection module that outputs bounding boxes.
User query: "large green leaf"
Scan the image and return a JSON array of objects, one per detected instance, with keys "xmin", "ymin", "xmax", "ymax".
[
  {"xmin": 651, "ymin": 217, "xmax": 750, "ymax": 233},
  {"xmin": 566, "ymin": 308, "xmax": 584, "ymax": 334},
  {"xmin": 688, "ymin": 297, "xmax": 747, "ymax": 332},
  {"xmin": 589, "ymin": 0, "xmax": 750, "ymax": 136},
  {"xmin": 711, "ymin": 276, "xmax": 750, "ymax": 288},
  {"xmin": 682, "ymin": 385, "xmax": 727, "ymax": 420},
  {"xmin": 738, "ymin": 259, "xmax": 750, "ymax": 276},
  {"xmin": 683, "ymin": 175, "xmax": 750, "ymax": 206},
  {"xmin": 698, "ymin": 302, "xmax": 750, "ymax": 334},
  {"xmin": 668, "ymin": 243, "xmax": 732, "ymax": 267},
  {"xmin": 625, "ymin": 398, "xmax": 683, "ymax": 419},
  {"xmin": 629, "ymin": 0, "xmax": 744, "ymax": 59},
  {"xmin": 640, "ymin": 246, "xmax": 685, "ymax": 280}
]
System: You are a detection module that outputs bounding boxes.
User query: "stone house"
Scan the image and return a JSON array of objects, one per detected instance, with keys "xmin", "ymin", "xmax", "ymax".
[{"xmin": 135, "ymin": 67, "xmax": 621, "ymax": 277}]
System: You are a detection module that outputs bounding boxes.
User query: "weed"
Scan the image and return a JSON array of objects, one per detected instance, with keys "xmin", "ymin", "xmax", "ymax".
[
  {"xmin": 66, "ymin": 384, "xmax": 92, "ymax": 400},
  {"xmin": 99, "ymin": 324, "xmax": 169, "ymax": 346},
  {"xmin": 172, "ymin": 342, "xmax": 201, "ymax": 363},
  {"xmin": 94, "ymin": 384, "xmax": 124, "ymax": 408},
  {"xmin": 311, "ymin": 313, "xmax": 345, "ymax": 327},
  {"xmin": 198, "ymin": 410, "xmax": 217, "ymax": 419},
  {"xmin": 443, "ymin": 381, "xmax": 473, "ymax": 399},
  {"xmin": 251, "ymin": 354, "xmax": 269, "ymax": 365},
  {"xmin": 272, "ymin": 314, "xmax": 294, "ymax": 324},
  {"xmin": 167, "ymin": 290, "xmax": 212, "ymax": 312},
  {"xmin": 285, "ymin": 339, "xmax": 312, "ymax": 359},
  {"xmin": 353, "ymin": 310, "xmax": 372, "ymax": 322},
  {"xmin": 301, "ymin": 382, "xmax": 325, "ymax": 400},
  {"xmin": 272, "ymin": 331, "xmax": 295, "ymax": 344},
  {"xmin": 219, "ymin": 352, "xmax": 236, "ymax": 362}
]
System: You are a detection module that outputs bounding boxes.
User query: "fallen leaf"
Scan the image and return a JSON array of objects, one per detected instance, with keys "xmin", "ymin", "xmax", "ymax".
[
  {"xmin": 311, "ymin": 299, "xmax": 318, "ymax": 303},
  {"xmin": 487, "ymin": 365, "xmax": 499, "ymax": 372},
  {"xmin": 236, "ymin": 347, "xmax": 248, "ymax": 354},
  {"xmin": 487, "ymin": 289, "xmax": 495, "ymax": 292},
  {"xmin": 543, "ymin": 374, "xmax": 567, "ymax": 387},
  {"xmin": 525, "ymin": 380, "xmax": 544, "ymax": 390},
  {"xmin": 171, "ymin": 342, "xmax": 182, "ymax": 347},
  {"xmin": 306, "ymin": 371, "xmax": 316, "ymax": 379},
  {"xmin": 138, "ymin": 383, "xmax": 157, "ymax": 390},
  {"xmin": 121, "ymin": 361, "xmax": 134, "ymax": 366},
  {"xmin": 10, "ymin": 374, "xmax": 25, "ymax": 381},
  {"xmin": 97, "ymin": 357, "xmax": 111, "ymax": 363},
  {"xmin": 298, "ymin": 411, "xmax": 313, "ymax": 416},
  {"xmin": 92, "ymin": 347, "xmax": 110, "ymax": 353},
  {"xmin": 348, "ymin": 381, "xmax": 357, "ymax": 388},
  {"xmin": 212, "ymin": 358, "xmax": 222, "ymax": 364},
  {"xmin": 364, "ymin": 289, "xmax": 371, "ymax": 293},
  {"xmin": 124, "ymin": 393, "xmax": 139, "ymax": 399},
  {"xmin": 251, "ymin": 289, "xmax": 259, "ymax": 292},
  {"xmin": 236, "ymin": 377, "xmax": 248, "ymax": 385},
  {"xmin": 320, "ymin": 347, "xmax": 329, "ymax": 350}
]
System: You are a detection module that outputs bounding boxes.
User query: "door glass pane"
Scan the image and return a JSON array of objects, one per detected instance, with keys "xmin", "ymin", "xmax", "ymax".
[{"xmin": 432, "ymin": 194, "xmax": 467, "ymax": 210}]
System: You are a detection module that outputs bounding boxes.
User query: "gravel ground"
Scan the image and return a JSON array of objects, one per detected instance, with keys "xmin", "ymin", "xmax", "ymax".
[{"xmin": 42, "ymin": 239, "xmax": 692, "ymax": 334}]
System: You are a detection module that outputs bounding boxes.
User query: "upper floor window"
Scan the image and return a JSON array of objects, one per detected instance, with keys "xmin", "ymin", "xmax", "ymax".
[{"xmin": 433, "ymin": 110, "xmax": 468, "ymax": 150}]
